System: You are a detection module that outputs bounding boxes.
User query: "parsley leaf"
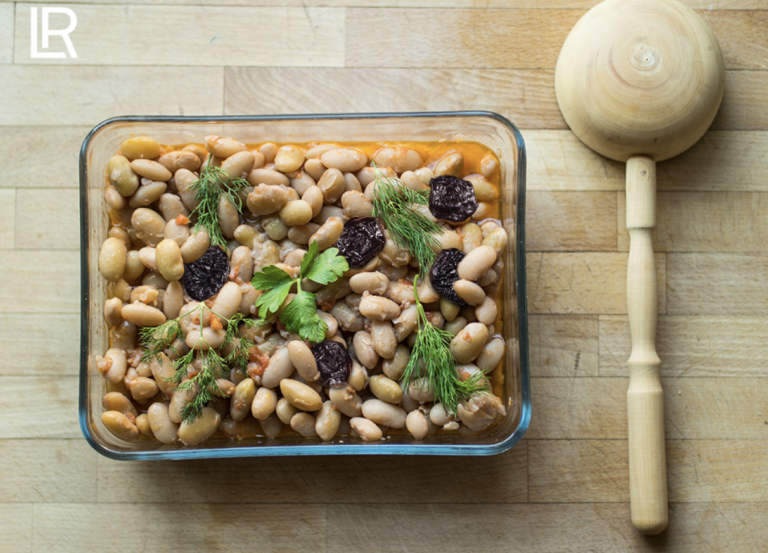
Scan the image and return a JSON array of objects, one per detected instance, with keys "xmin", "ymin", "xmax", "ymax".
[
  {"xmin": 305, "ymin": 247, "xmax": 348, "ymax": 285},
  {"xmin": 281, "ymin": 289, "xmax": 327, "ymax": 343},
  {"xmin": 250, "ymin": 243, "xmax": 349, "ymax": 343},
  {"xmin": 252, "ymin": 265, "xmax": 293, "ymax": 319},
  {"xmin": 300, "ymin": 240, "xmax": 321, "ymax": 276}
]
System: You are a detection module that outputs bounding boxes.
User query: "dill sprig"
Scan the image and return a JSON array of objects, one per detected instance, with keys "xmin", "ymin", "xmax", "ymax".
[
  {"xmin": 370, "ymin": 163, "xmax": 444, "ymax": 276},
  {"xmin": 139, "ymin": 304, "xmax": 263, "ymax": 422},
  {"xmin": 188, "ymin": 157, "xmax": 250, "ymax": 248},
  {"xmin": 400, "ymin": 276, "xmax": 489, "ymax": 414}
]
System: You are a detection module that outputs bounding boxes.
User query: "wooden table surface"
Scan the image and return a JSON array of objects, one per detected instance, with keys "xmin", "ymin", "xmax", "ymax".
[{"xmin": 2, "ymin": 1, "xmax": 767, "ymax": 551}]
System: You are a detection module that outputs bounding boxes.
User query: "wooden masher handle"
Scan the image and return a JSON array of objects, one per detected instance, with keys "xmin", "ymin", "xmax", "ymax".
[{"xmin": 625, "ymin": 156, "xmax": 668, "ymax": 534}]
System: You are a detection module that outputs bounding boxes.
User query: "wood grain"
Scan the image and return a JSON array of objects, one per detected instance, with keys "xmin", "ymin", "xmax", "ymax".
[
  {"xmin": 703, "ymin": 10, "xmax": 768, "ymax": 70},
  {"xmin": 312, "ymin": 502, "xmax": 768, "ymax": 552},
  {"xmin": 0, "ymin": 314, "xmax": 80, "ymax": 375},
  {"xmin": 528, "ymin": 315, "xmax": 598, "ymax": 377},
  {"xmin": 525, "ymin": 130, "xmax": 768, "ymax": 191},
  {"xmin": 15, "ymin": 5, "xmax": 345, "ymax": 67},
  {"xmin": 527, "ymin": 191, "xmax": 617, "ymax": 251},
  {"xmin": 711, "ymin": 70, "xmax": 768, "ymax": 130},
  {"xmin": 667, "ymin": 253, "xmax": 768, "ymax": 315},
  {"xmin": 600, "ymin": 315, "xmax": 768, "ymax": 377},
  {"xmin": 14, "ymin": 0, "xmax": 768, "ymax": 8},
  {"xmin": 529, "ymin": 439, "xmax": 768, "ymax": 503},
  {"xmin": 528, "ymin": 377, "xmax": 768, "ymax": 440},
  {"xmin": 32, "ymin": 503, "xmax": 327, "ymax": 553},
  {"xmin": 0, "ymin": 127, "xmax": 89, "ymax": 188},
  {"xmin": 526, "ymin": 252, "xmax": 666, "ymax": 315},
  {"xmin": 0, "ymin": 377, "xmax": 79, "ymax": 439},
  {"xmin": 0, "ymin": 2, "xmax": 12, "ymax": 64},
  {"xmin": 0, "ymin": 66, "xmax": 224, "ymax": 126},
  {"xmin": 0, "ymin": 505, "xmax": 32, "ymax": 553},
  {"xmin": 0, "ymin": 188, "xmax": 14, "ymax": 248},
  {"xmin": 97, "ymin": 443, "xmax": 527, "ymax": 504},
  {"xmin": 346, "ymin": 8, "xmax": 580, "ymax": 69},
  {"xmin": 15, "ymin": 189, "xmax": 79, "ymax": 250},
  {"xmin": 225, "ymin": 67, "xmax": 564, "ymax": 129},
  {"xmin": 618, "ymin": 191, "xmax": 768, "ymax": 252},
  {"xmin": 0, "ymin": 440, "xmax": 97, "ymax": 503},
  {"xmin": 0, "ymin": 252, "xmax": 79, "ymax": 313}
]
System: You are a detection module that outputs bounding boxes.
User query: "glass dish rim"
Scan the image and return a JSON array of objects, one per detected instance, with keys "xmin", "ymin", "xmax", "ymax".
[{"xmin": 79, "ymin": 110, "xmax": 530, "ymax": 460}]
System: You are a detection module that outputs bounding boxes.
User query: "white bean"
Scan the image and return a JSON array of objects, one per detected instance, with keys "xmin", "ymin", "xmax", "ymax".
[
  {"xmin": 328, "ymin": 386, "xmax": 363, "ymax": 417},
  {"xmin": 315, "ymin": 401, "xmax": 342, "ymax": 441},
  {"xmin": 450, "ymin": 322, "xmax": 489, "ymax": 364},
  {"xmin": 321, "ymin": 149, "xmax": 368, "ymax": 172},
  {"xmin": 406, "ymin": 410, "xmax": 429, "ymax": 440},
  {"xmin": 290, "ymin": 412, "xmax": 318, "ymax": 437},
  {"xmin": 101, "ymin": 411, "xmax": 139, "ymax": 441},
  {"xmin": 458, "ymin": 245, "xmax": 497, "ymax": 281},
  {"xmin": 475, "ymin": 296, "xmax": 498, "ymax": 325},
  {"xmin": 98, "ymin": 238, "xmax": 127, "ymax": 282},
  {"xmin": 178, "ymin": 407, "xmax": 221, "ymax": 445},
  {"xmin": 350, "ymin": 417, "xmax": 382, "ymax": 441},
  {"xmin": 368, "ymin": 375, "xmax": 403, "ymax": 404},
  {"xmin": 476, "ymin": 337, "xmax": 505, "ymax": 373},
  {"xmin": 251, "ymin": 386, "xmax": 278, "ymax": 420},
  {"xmin": 453, "ymin": 279, "xmax": 486, "ymax": 306},
  {"xmin": 280, "ymin": 379, "xmax": 323, "ymax": 412},
  {"xmin": 370, "ymin": 320, "xmax": 397, "ymax": 359},
  {"xmin": 362, "ymin": 399, "xmax": 406, "ymax": 429},
  {"xmin": 211, "ymin": 281, "xmax": 243, "ymax": 320},
  {"xmin": 287, "ymin": 340, "xmax": 320, "ymax": 382},
  {"xmin": 352, "ymin": 331, "xmax": 379, "ymax": 370},
  {"xmin": 359, "ymin": 296, "xmax": 400, "ymax": 321},
  {"xmin": 350, "ymin": 272, "xmax": 389, "ymax": 295},
  {"xmin": 276, "ymin": 397, "xmax": 299, "ymax": 425},
  {"xmin": 260, "ymin": 347, "xmax": 294, "ymax": 389},
  {"xmin": 147, "ymin": 403, "xmax": 179, "ymax": 444}
]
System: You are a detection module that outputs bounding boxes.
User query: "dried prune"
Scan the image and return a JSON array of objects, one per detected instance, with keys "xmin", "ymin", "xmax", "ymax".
[
  {"xmin": 311, "ymin": 339, "xmax": 352, "ymax": 387},
  {"xmin": 334, "ymin": 217, "xmax": 385, "ymax": 269},
  {"xmin": 429, "ymin": 175, "xmax": 478, "ymax": 223},
  {"xmin": 183, "ymin": 246, "xmax": 230, "ymax": 301},
  {"xmin": 430, "ymin": 248, "xmax": 469, "ymax": 306}
]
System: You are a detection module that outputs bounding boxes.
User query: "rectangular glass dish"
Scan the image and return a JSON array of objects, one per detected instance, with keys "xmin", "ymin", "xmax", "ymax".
[{"xmin": 79, "ymin": 111, "xmax": 530, "ymax": 459}]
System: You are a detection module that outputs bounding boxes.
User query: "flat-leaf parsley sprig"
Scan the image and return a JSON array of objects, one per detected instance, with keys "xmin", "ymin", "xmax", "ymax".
[
  {"xmin": 370, "ymin": 162, "xmax": 444, "ymax": 276},
  {"xmin": 399, "ymin": 276, "xmax": 489, "ymax": 414},
  {"xmin": 139, "ymin": 305, "xmax": 263, "ymax": 422},
  {"xmin": 251, "ymin": 240, "xmax": 348, "ymax": 343},
  {"xmin": 188, "ymin": 157, "xmax": 250, "ymax": 248}
]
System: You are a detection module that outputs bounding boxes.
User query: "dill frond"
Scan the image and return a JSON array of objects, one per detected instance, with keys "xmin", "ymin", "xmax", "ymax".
[
  {"xmin": 188, "ymin": 159, "xmax": 250, "ymax": 248},
  {"xmin": 370, "ymin": 163, "xmax": 444, "ymax": 276},
  {"xmin": 400, "ymin": 277, "xmax": 489, "ymax": 414}
]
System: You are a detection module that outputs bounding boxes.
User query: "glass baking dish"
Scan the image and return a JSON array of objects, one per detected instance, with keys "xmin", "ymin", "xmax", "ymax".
[{"xmin": 79, "ymin": 111, "xmax": 530, "ymax": 460}]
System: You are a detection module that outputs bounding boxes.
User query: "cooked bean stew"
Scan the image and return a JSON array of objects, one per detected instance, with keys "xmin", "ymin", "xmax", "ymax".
[{"xmin": 98, "ymin": 135, "xmax": 513, "ymax": 445}]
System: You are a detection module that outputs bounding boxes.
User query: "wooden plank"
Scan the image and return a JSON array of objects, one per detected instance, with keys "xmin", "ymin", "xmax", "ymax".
[
  {"xmin": 13, "ymin": 0, "xmax": 768, "ymax": 8},
  {"xmin": 0, "ymin": 188, "xmax": 14, "ymax": 248},
  {"xmin": 525, "ymin": 130, "xmax": 768, "ymax": 192},
  {"xmin": 711, "ymin": 70, "xmax": 768, "ymax": 131},
  {"xmin": 618, "ymin": 192, "xmax": 768, "ymax": 253},
  {"xmin": 0, "ymin": 505, "xmax": 32, "ymax": 553},
  {"xmin": 225, "ymin": 67, "xmax": 564, "ymax": 130},
  {"xmin": 97, "ymin": 443, "xmax": 527, "ymax": 503},
  {"xmin": 345, "ymin": 9, "xmax": 767, "ymax": 70},
  {"xmin": 0, "ymin": 314, "xmax": 80, "ymax": 376},
  {"xmin": 0, "ymin": 439, "xmax": 97, "ymax": 503},
  {"xmin": 527, "ymin": 191, "xmax": 617, "ymax": 251},
  {"xmin": 32, "ymin": 503, "xmax": 327, "ymax": 553},
  {"xmin": 529, "ymin": 439, "xmax": 768, "ymax": 503},
  {"xmin": 528, "ymin": 377, "xmax": 768, "ymax": 440},
  {"xmin": 703, "ymin": 10, "xmax": 768, "ymax": 70},
  {"xmin": 526, "ymin": 252, "xmax": 666, "ymax": 315},
  {"xmin": 0, "ymin": 66, "xmax": 224, "ymax": 126},
  {"xmin": 0, "ymin": 127, "xmax": 89, "ymax": 188},
  {"xmin": 528, "ymin": 315, "xmax": 598, "ymax": 377},
  {"xmin": 0, "ymin": 2, "xmax": 12, "ymax": 64},
  {"xmin": 523, "ymin": 130, "xmax": 625, "ymax": 191},
  {"xmin": 600, "ymin": 315, "xmax": 768, "ymax": 377},
  {"xmin": 667, "ymin": 253, "xmax": 768, "ymax": 315},
  {"xmin": 327, "ymin": 502, "xmax": 768, "ymax": 552},
  {"xmin": 0, "ymin": 376, "xmax": 80, "ymax": 439},
  {"xmin": 15, "ymin": 5, "xmax": 345, "ymax": 67},
  {"xmin": 0, "ymin": 251, "xmax": 79, "ymax": 313},
  {"xmin": 345, "ymin": 9, "xmax": 580, "ymax": 69},
  {"xmin": 15, "ymin": 189, "xmax": 79, "ymax": 250}
]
